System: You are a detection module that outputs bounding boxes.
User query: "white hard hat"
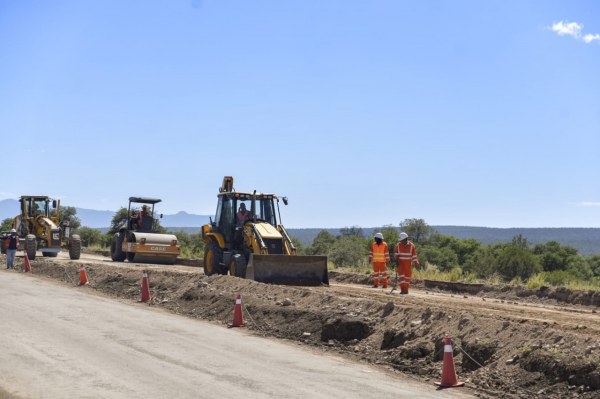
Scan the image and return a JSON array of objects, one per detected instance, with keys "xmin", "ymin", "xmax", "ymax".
[
  {"xmin": 10, "ymin": 228, "xmax": 16, "ymax": 233},
  {"xmin": 399, "ymin": 232, "xmax": 408, "ymax": 240},
  {"xmin": 374, "ymin": 232, "xmax": 383, "ymax": 240}
]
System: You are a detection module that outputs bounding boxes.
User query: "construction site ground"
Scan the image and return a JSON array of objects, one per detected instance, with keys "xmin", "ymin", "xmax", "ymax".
[{"xmin": 5, "ymin": 251, "xmax": 600, "ymax": 399}]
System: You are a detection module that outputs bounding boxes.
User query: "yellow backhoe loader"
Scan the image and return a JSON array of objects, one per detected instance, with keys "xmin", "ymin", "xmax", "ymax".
[
  {"xmin": 1, "ymin": 196, "xmax": 81, "ymax": 260},
  {"xmin": 201, "ymin": 176, "xmax": 328, "ymax": 286},
  {"xmin": 110, "ymin": 197, "xmax": 180, "ymax": 265}
]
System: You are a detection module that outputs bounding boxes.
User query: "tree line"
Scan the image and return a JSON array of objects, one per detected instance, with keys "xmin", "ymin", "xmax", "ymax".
[
  {"xmin": 3, "ymin": 211, "xmax": 598, "ymax": 287},
  {"xmin": 302, "ymin": 219, "xmax": 600, "ymax": 286}
]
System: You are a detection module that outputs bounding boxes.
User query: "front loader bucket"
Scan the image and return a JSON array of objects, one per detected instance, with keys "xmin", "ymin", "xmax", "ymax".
[{"xmin": 246, "ymin": 254, "xmax": 329, "ymax": 286}]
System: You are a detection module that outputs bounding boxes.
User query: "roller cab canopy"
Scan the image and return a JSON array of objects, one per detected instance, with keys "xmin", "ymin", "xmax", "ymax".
[{"xmin": 129, "ymin": 197, "xmax": 162, "ymax": 205}]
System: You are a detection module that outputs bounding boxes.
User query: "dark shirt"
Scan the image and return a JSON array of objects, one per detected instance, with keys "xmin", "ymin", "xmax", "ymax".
[{"xmin": 6, "ymin": 235, "xmax": 18, "ymax": 250}]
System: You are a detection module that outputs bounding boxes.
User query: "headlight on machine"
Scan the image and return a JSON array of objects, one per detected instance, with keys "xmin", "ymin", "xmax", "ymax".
[{"xmin": 172, "ymin": 239, "xmax": 178, "ymax": 246}]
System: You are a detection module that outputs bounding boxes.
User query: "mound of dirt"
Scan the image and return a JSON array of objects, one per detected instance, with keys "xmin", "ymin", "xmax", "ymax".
[{"xmin": 16, "ymin": 257, "xmax": 600, "ymax": 399}]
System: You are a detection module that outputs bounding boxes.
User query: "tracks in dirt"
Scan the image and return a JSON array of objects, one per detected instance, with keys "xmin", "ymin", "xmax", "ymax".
[
  {"xmin": 324, "ymin": 282, "xmax": 600, "ymax": 335},
  {"xmin": 64, "ymin": 251, "xmax": 600, "ymax": 336}
]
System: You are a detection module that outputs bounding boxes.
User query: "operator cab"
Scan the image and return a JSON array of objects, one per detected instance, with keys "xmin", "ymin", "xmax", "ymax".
[
  {"xmin": 213, "ymin": 193, "xmax": 280, "ymax": 250},
  {"xmin": 127, "ymin": 197, "xmax": 162, "ymax": 232},
  {"xmin": 22, "ymin": 197, "xmax": 50, "ymax": 218}
]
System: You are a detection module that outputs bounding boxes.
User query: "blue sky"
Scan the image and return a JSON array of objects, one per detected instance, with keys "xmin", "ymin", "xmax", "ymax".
[{"xmin": 1, "ymin": 1, "xmax": 599, "ymax": 228}]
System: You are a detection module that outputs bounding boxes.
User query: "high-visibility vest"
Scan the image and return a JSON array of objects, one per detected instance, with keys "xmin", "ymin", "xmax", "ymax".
[
  {"xmin": 394, "ymin": 240, "xmax": 418, "ymax": 265},
  {"xmin": 237, "ymin": 210, "xmax": 250, "ymax": 222},
  {"xmin": 369, "ymin": 241, "xmax": 390, "ymax": 264},
  {"xmin": 6, "ymin": 236, "xmax": 18, "ymax": 250}
]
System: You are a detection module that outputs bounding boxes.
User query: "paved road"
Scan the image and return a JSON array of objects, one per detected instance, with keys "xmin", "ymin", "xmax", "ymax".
[{"xmin": 0, "ymin": 271, "xmax": 474, "ymax": 399}]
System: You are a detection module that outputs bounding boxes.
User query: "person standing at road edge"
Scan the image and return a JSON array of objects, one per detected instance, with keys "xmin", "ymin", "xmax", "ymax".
[
  {"xmin": 369, "ymin": 232, "xmax": 390, "ymax": 288},
  {"xmin": 393, "ymin": 232, "xmax": 419, "ymax": 294},
  {"xmin": 5, "ymin": 229, "xmax": 18, "ymax": 269}
]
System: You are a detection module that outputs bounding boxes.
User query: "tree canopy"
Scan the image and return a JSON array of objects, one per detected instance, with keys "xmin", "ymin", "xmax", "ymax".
[{"xmin": 60, "ymin": 206, "xmax": 81, "ymax": 231}]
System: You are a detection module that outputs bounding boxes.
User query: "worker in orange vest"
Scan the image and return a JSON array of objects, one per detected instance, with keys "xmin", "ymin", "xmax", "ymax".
[
  {"xmin": 393, "ymin": 232, "xmax": 419, "ymax": 294},
  {"xmin": 236, "ymin": 203, "xmax": 251, "ymax": 226},
  {"xmin": 5, "ymin": 229, "xmax": 19, "ymax": 269},
  {"xmin": 369, "ymin": 232, "xmax": 390, "ymax": 288}
]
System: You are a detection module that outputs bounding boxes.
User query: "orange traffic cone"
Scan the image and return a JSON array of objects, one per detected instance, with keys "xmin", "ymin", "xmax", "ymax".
[
  {"xmin": 230, "ymin": 294, "xmax": 244, "ymax": 327},
  {"xmin": 435, "ymin": 337, "xmax": 465, "ymax": 388},
  {"xmin": 23, "ymin": 252, "xmax": 32, "ymax": 273},
  {"xmin": 78, "ymin": 265, "xmax": 89, "ymax": 286},
  {"xmin": 140, "ymin": 271, "xmax": 151, "ymax": 303}
]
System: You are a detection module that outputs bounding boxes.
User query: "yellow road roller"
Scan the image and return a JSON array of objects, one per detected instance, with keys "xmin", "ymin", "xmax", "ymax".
[{"xmin": 110, "ymin": 197, "xmax": 180, "ymax": 265}]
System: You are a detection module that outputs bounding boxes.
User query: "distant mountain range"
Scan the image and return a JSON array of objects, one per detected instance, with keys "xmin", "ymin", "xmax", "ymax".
[{"xmin": 2, "ymin": 199, "xmax": 599, "ymax": 255}]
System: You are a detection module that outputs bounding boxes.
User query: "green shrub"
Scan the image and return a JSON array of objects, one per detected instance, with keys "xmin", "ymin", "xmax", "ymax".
[
  {"xmin": 496, "ymin": 245, "xmax": 541, "ymax": 281},
  {"xmin": 170, "ymin": 230, "xmax": 204, "ymax": 259},
  {"xmin": 526, "ymin": 273, "xmax": 548, "ymax": 289},
  {"xmin": 328, "ymin": 236, "xmax": 366, "ymax": 268},
  {"xmin": 78, "ymin": 227, "xmax": 105, "ymax": 247},
  {"xmin": 447, "ymin": 267, "xmax": 462, "ymax": 282},
  {"xmin": 419, "ymin": 246, "xmax": 459, "ymax": 272},
  {"xmin": 540, "ymin": 270, "xmax": 576, "ymax": 286}
]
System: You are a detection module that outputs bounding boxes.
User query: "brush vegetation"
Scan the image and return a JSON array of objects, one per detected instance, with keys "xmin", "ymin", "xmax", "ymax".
[{"xmin": 7, "ymin": 213, "xmax": 598, "ymax": 291}]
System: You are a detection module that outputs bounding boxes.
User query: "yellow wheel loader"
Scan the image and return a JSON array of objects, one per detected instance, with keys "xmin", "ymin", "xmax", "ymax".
[
  {"xmin": 201, "ymin": 176, "xmax": 329, "ymax": 286},
  {"xmin": 110, "ymin": 197, "xmax": 180, "ymax": 265},
  {"xmin": 3, "ymin": 196, "xmax": 81, "ymax": 260}
]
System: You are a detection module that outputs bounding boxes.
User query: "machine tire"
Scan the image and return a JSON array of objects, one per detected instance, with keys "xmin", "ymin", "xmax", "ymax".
[
  {"xmin": 69, "ymin": 235, "xmax": 81, "ymax": 260},
  {"xmin": 127, "ymin": 252, "xmax": 136, "ymax": 262},
  {"xmin": 203, "ymin": 241, "xmax": 224, "ymax": 276},
  {"xmin": 42, "ymin": 252, "xmax": 58, "ymax": 257},
  {"xmin": 229, "ymin": 254, "xmax": 247, "ymax": 278},
  {"xmin": 26, "ymin": 235, "xmax": 37, "ymax": 260},
  {"xmin": 111, "ymin": 232, "xmax": 126, "ymax": 262}
]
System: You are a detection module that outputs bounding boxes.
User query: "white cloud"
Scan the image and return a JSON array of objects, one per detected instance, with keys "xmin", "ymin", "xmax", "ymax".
[
  {"xmin": 576, "ymin": 201, "xmax": 600, "ymax": 207},
  {"xmin": 583, "ymin": 33, "xmax": 600, "ymax": 43},
  {"xmin": 550, "ymin": 20, "xmax": 600, "ymax": 44},
  {"xmin": 551, "ymin": 21, "xmax": 583, "ymax": 38}
]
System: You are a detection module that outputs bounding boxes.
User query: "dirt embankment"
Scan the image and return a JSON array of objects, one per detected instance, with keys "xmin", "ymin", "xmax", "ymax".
[{"xmin": 12, "ymin": 255, "xmax": 600, "ymax": 399}]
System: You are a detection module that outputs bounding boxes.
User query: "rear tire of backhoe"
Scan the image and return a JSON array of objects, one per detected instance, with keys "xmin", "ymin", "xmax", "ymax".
[
  {"xmin": 42, "ymin": 252, "xmax": 58, "ymax": 257},
  {"xmin": 111, "ymin": 233, "xmax": 126, "ymax": 262},
  {"xmin": 26, "ymin": 235, "xmax": 37, "ymax": 260},
  {"xmin": 69, "ymin": 235, "xmax": 81, "ymax": 260},
  {"xmin": 203, "ymin": 241, "xmax": 223, "ymax": 276}
]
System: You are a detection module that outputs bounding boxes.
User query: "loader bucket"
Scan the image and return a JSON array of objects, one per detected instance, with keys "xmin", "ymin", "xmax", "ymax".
[{"xmin": 246, "ymin": 254, "xmax": 329, "ymax": 286}]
